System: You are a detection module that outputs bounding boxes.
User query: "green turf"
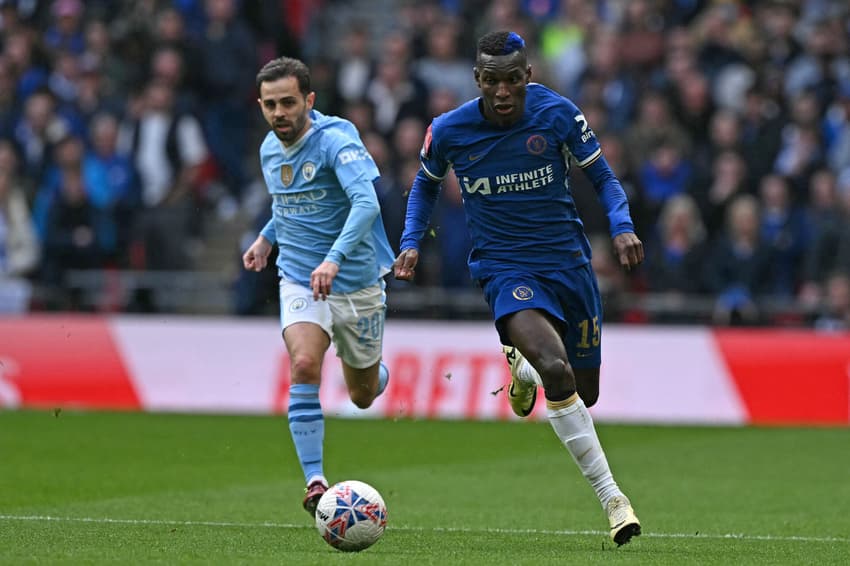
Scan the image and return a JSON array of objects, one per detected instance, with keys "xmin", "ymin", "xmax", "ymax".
[{"xmin": 1, "ymin": 410, "xmax": 848, "ymax": 565}]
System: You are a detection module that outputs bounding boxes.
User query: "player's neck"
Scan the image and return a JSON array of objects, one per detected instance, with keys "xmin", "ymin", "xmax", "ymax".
[{"xmin": 282, "ymin": 118, "xmax": 313, "ymax": 148}]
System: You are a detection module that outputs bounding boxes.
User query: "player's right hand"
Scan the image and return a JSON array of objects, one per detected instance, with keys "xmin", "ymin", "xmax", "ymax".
[
  {"xmin": 612, "ymin": 232, "xmax": 644, "ymax": 270},
  {"xmin": 393, "ymin": 248, "xmax": 419, "ymax": 281},
  {"xmin": 243, "ymin": 236, "xmax": 273, "ymax": 272}
]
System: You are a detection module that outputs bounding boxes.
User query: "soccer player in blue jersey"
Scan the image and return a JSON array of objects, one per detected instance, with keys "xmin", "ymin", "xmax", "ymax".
[
  {"xmin": 394, "ymin": 31, "xmax": 644, "ymax": 545},
  {"xmin": 243, "ymin": 57, "xmax": 395, "ymax": 518}
]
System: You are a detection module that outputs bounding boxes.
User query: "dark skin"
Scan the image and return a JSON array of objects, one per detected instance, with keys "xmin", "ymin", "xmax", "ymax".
[{"xmin": 394, "ymin": 50, "xmax": 644, "ymax": 405}]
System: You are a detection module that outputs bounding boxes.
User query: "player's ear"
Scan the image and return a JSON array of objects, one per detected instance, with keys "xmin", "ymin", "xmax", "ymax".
[
  {"xmin": 473, "ymin": 67, "xmax": 480, "ymax": 87},
  {"xmin": 526, "ymin": 65, "xmax": 532, "ymax": 84},
  {"xmin": 306, "ymin": 91, "xmax": 316, "ymax": 110}
]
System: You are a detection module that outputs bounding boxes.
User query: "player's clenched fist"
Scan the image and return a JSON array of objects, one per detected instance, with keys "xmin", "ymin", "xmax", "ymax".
[{"xmin": 393, "ymin": 248, "xmax": 419, "ymax": 281}]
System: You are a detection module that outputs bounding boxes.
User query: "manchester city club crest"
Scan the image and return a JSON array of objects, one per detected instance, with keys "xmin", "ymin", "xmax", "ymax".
[
  {"xmin": 302, "ymin": 162, "xmax": 316, "ymax": 181},
  {"xmin": 280, "ymin": 164, "xmax": 294, "ymax": 187},
  {"xmin": 289, "ymin": 298, "xmax": 308, "ymax": 312},
  {"xmin": 512, "ymin": 285, "xmax": 534, "ymax": 300}
]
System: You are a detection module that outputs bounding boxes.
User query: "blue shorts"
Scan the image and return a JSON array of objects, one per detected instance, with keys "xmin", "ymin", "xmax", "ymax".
[{"xmin": 480, "ymin": 264, "xmax": 603, "ymax": 369}]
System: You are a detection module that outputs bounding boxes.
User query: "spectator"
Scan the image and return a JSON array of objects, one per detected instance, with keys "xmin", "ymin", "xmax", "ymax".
[
  {"xmin": 366, "ymin": 54, "xmax": 430, "ymax": 137},
  {"xmin": 645, "ymin": 193, "xmax": 708, "ymax": 297},
  {"xmin": 84, "ymin": 112, "xmax": 138, "ymax": 263},
  {"xmin": 537, "ymin": 0, "xmax": 593, "ymax": 98},
  {"xmin": 12, "ymin": 88, "xmax": 75, "ymax": 187},
  {"xmin": 334, "ymin": 24, "xmax": 374, "ymax": 106},
  {"xmin": 414, "ymin": 18, "xmax": 479, "ymax": 103},
  {"xmin": 0, "ymin": 168, "xmax": 39, "ymax": 312},
  {"xmin": 117, "ymin": 79, "xmax": 210, "ymax": 270},
  {"xmin": 702, "ymin": 194, "xmax": 774, "ymax": 325},
  {"xmin": 757, "ymin": 174, "xmax": 808, "ymax": 298},
  {"xmin": 624, "ymin": 90, "xmax": 690, "ymax": 175},
  {"xmin": 739, "ymin": 84, "xmax": 784, "ymax": 182},
  {"xmin": 0, "ymin": 57, "xmax": 17, "ymax": 138},
  {"xmin": 44, "ymin": 0, "xmax": 86, "ymax": 56},
  {"xmin": 433, "ymin": 170, "xmax": 473, "ymax": 289},
  {"xmin": 4, "ymin": 28, "xmax": 49, "ymax": 101},
  {"xmin": 198, "ymin": 0, "xmax": 256, "ymax": 205},
  {"xmin": 812, "ymin": 271, "xmax": 850, "ymax": 331},
  {"xmin": 638, "ymin": 136, "xmax": 693, "ymax": 223},
  {"xmin": 39, "ymin": 157, "xmax": 104, "ymax": 301},
  {"xmin": 691, "ymin": 149, "xmax": 750, "ymax": 236}
]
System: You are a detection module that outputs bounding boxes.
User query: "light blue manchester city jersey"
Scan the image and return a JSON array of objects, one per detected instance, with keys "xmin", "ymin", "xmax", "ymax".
[{"xmin": 259, "ymin": 110, "xmax": 394, "ymax": 293}]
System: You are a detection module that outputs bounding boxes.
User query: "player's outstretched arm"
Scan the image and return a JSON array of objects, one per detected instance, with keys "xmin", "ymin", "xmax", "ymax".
[
  {"xmin": 393, "ymin": 248, "xmax": 419, "ymax": 281},
  {"xmin": 243, "ymin": 236, "xmax": 273, "ymax": 272},
  {"xmin": 612, "ymin": 232, "xmax": 644, "ymax": 270}
]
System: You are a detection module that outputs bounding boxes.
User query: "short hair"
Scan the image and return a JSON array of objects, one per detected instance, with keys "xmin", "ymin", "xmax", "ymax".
[
  {"xmin": 256, "ymin": 57, "xmax": 311, "ymax": 95},
  {"xmin": 477, "ymin": 31, "xmax": 526, "ymax": 57}
]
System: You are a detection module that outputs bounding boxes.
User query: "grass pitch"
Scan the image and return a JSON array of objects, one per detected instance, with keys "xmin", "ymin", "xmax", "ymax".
[{"xmin": 1, "ymin": 410, "xmax": 848, "ymax": 565}]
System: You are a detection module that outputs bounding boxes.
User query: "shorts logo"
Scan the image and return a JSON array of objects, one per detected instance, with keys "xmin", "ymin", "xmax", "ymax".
[
  {"xmin": 302, "ymin": 162, "xmax": 316, "ymax": 182},
  {"xmin": 280, "ymin": 165, "xmax": 294, "ymax": 187},
  {"xmin": 289, "ymin": 298, "xmax": 308, "ymax": 312},
  {"xmin": 526, "ymin": 134, "xmax": 547, "ymax": 155},
  {"xmin": 512, "ymin": 285, "xmax": 534, "ymax": 301}
]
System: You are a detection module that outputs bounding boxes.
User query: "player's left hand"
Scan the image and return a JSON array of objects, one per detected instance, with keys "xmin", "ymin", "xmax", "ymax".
[
  {"xmin": 612, "ymin": 232, "xmax": 644, "ymax": 270},
  {"xmin": 311, "ymin": 261, "xmax": 339, "ymax": 301}
]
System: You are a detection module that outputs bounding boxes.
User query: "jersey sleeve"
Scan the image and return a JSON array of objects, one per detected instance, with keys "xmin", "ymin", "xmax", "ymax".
[
  {"xmin": 557, "ymin": 98, "xmax": 602, "ymax": 168},
  {"xmin": 557, "ymin": 97, "xmax": 635, "ymax": 237},
  {"xmin": 325, "ymin": 136, "xmax": 382, "ymax": 264},
  {"xmin": 329, "ymin": 135, "xmax": 381, "ymax": 186},
  {"xmin": 419, "ymin": 121, "xmax": 451, "ymax": 181}
]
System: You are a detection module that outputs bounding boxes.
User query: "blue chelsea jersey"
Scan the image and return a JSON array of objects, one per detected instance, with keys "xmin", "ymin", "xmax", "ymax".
[
  {"xmin": 420, "ymin": 83, "xmax": 602, "ymax": 276},
  {"xmin": 259, "ymin": 110, "xmax": 394, "ymax": 292}
]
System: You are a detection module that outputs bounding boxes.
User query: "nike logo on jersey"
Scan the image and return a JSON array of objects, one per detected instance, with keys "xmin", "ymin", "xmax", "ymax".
[{"xmin": 468, "ymin": 153, "xmax": 482, "ymax": 161}]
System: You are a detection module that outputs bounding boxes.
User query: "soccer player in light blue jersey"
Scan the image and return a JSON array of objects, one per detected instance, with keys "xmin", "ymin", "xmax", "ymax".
[
  {"xmin": 243, "ymin": 57, "xmax": 395, "ymax": 518},
  {"xmin": 394, "ymin": 31, "xmax": 644, "ymax": 546}
]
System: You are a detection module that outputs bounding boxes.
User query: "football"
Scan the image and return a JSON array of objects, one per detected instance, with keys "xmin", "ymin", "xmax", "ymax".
[{"xmin": 315, "ymin": 480, "xmax": 387, "ymax": 552}]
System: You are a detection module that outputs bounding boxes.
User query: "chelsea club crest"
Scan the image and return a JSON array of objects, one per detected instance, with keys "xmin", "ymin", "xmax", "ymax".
[{"xmin": 512, "ymin": 285, "xmax": 534, "ymax": 300}]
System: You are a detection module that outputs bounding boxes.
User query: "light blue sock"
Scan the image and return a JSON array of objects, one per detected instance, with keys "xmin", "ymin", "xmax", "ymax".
[
  {"xmin": 377, "ymin": 361, "xmax": 389, "ymax": 397},
  {"xmin": 288, "ymin": 383, "xmax": 324, "ymax": 484}
]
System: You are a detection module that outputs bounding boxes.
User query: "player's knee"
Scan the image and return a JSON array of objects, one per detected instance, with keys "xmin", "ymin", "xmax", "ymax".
[
  {"xmin": 575, "ymin": 368, "xmax": 600, "ymax": 407},
  {"xmin": 349, "ymin": 388, "xmax": 375, "ymax": 410},
  {"xmin": 579, "ymin": 386, "xmax": 599, "ymax": 407},
  {"xmin": 537, "ymin": 357, "xmax": 571, "ymax": 390},
  {"xmin": 290, "ymin": 355, "xmax": 323, "ymax": 382}
]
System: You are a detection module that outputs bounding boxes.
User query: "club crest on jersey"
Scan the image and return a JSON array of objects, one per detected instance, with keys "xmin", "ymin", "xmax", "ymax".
[
  {"xmin": 512, "ymin": 285, "xmax": 534, "ymax": 301},
  {"xmin": 280, "ymin": 165, "xmax": 294, "ymax": 187},
  {"xmin": 302, "ymin": 162, "xmax": 316, "ymax": 182},
  {"xmin": 526, "ymin": 134, "xmax": 547, "ymax": 155}
]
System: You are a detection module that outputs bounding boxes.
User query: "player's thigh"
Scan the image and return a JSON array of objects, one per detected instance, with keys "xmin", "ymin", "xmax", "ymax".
[
  {"xmin": 280, "ymin": 280, "xmax": 332, "ymax": 381},
  {"xmin": 328, "ymin": 282, "xmax": 386, "ymax": 376},
  {"xmin": 502, "ymin": 308, "xmax": 568, "ymax": 365},
  {"xmin": 558, "ymin": 264, "xmax": 603, "ymax": 369},
  {"xmin": 482, "ymin": 271, "xmax": 566, "ymax": 348}
]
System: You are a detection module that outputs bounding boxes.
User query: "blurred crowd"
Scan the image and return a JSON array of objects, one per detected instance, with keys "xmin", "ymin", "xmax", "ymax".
[{"xmin": 1, "ymin": 0, "xmax": 849, "ymax": 329}]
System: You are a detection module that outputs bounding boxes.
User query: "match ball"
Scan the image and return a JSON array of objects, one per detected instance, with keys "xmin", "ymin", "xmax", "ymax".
[{"xmin": 315, "ymin": 480, "xmax": 387, "ymax": 552}]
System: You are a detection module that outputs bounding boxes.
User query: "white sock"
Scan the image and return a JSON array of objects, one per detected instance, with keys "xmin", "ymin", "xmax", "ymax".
[
  {"xmin": 547, "ymin": 394, "xmax": 623, "ymax": 508},
  {"xmin": 516, "ymin": 356, "xmax": 543, "ymax": 386}
]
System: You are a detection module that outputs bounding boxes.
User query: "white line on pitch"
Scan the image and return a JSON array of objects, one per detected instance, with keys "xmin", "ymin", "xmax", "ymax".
[{"xmin": 0, "ymin": 514, "xmax": 847, "ymax": 544}]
